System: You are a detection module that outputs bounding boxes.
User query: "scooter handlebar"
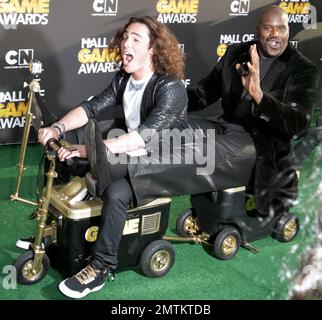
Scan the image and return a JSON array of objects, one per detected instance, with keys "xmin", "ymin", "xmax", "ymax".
[{"xmin": 65, "ymin": 158, "xmax": 89, "ymax": 167}]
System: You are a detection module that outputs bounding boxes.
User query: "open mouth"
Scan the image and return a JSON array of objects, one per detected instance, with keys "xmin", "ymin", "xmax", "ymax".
[
  {"xmin": 122, "ymin": 52, "xmax": 134, "ymax": 65},
  {"xmin": 267, "ymin": 39, "xmax": 281, "ymax": 50}
]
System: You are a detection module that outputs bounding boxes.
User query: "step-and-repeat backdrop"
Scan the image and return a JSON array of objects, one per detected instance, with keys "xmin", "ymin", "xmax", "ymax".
[{"xmin": 0, "ymin": 0, "xmax": 321, "ymax": 144}]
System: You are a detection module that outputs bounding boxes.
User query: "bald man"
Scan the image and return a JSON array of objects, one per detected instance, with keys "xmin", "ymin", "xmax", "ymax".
[{"xmin": 188, "ymin": 5, "xmax": 319, "ymax": 216}]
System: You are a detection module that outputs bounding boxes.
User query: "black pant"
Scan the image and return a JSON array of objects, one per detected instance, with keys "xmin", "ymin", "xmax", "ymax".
[{"xmin": 90, "ymin": 163, "xmax": 133, "ymax": 271}]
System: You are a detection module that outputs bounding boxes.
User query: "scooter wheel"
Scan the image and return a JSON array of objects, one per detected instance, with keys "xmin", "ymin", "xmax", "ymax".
[
  {"xmin": 213, "ymin": 227, "xmax": 241, "ymax": 260},
  {"xmin": 14, "ymin": 250, "xmax": 50, "ymax": 285},
  {"xmin": 140, "ymin": 240, "xmax": 175, "ymax": 278},
  {"xmin": 176, "ymin": 208, "xmax": 199, "ymax": 237},
  {"xmin": 274, "ymin": 214, "xmax": 299, "ymax": 242}
]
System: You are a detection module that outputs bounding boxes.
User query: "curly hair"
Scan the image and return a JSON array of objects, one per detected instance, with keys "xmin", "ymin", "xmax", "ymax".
[{"xmin": 110, "ymin": 16, "xmax": 185, "ymax": 80}]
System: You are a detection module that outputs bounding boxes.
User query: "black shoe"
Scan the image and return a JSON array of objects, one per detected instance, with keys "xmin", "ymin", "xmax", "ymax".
[
  {"xmin": 58, "ymin": 264, "xmax": 114, "ymax": 299},
  {"xmin": 16, "ymin": 236, "xmax": 36, "ymax": 250},
  {"xmin": 16, "ymin": 235, "xmax": 51, "ymax": 250}
]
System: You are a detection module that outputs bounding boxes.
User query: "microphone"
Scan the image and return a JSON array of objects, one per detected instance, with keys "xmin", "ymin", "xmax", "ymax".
[
  {"xmin": 236, "ymin": 51, "xmax": 250, "ymax": 77},
  {"xmin": 237, "ymin": 62, "xmax": 249, "ymax": 77}
]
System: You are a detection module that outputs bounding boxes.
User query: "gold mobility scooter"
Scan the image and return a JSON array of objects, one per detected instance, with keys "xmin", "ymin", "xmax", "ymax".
[
  {"xmin": 12, "ymin": 61, "xmax": 300, "ymax": 285},
  {"xmin": 12, "ymin": 60, "xmax": 176, "ymax": 284}
]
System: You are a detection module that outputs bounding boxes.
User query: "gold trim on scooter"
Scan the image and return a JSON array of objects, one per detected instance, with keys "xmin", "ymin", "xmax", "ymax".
[
  {"xmin": 221, "ymin": 235, "xmax": 238, "ymax": 256},
  {"xmin": 183, "ymin": 215, "xmax": 199, "ymax": 235},
  {"xmin": 49, "ymin": 176, "xmax": 171, "ymax": 220},
  {"xmin": 21, "ymin": 257, "xmax": 44, "ymax": 282},
  {"xmin": 30, "ymin": 156, "xmax": 57, "ymax": 273},
  {"xmin": 150, "ymin": 250, "xmax": 171, "ymax": 273},
  {"xmin": 283, "ymin": 219, "xmax": 298, "ymax": 241},
  {"xmin": 10, "ymin": 64, "xmax": 42, "ymax": 206}
]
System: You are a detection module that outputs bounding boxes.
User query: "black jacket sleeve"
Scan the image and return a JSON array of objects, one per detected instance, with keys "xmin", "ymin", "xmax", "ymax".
[
  {"xmin": 79, "ymin": 72, "xmax": 122, "ymax": 119},
  {"xmin": 187, "ymin": 51, "xmax": 226, "ymax": 112},
  {"xmin": 138, "ymin": 77, "xmax": 187, "ymax": 143},
  {"xmin": 254, "ymin": 63, "xmax": 319, "ymax": 139}
]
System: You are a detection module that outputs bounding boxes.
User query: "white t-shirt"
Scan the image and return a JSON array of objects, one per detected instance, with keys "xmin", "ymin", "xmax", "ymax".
[{"xmin": 123, "ymin": 72, "xmax": 154, "ymax": 156}]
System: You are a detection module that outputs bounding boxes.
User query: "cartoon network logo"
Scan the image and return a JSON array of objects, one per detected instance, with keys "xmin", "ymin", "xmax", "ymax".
[
  {"xmin": 156, "ymin": 0, "xmax": 199, "ymax": 24},
  {"xmin": 78, "ymin": 37, "xmax": 119, "ymax": 74},
  {"xmin": 279, "ymin": 1, "xmax": 315, "ymax": 26},
  {"xmin": 0, "ymin": 0, "xmax": 50, "ymax": 29},
  {"xmin": 216, "ymin": 34, "xmax": 255, "ymax": 58},
  {"xmin": 229, "ymin": 0, "xmax": 250, "ymax": 16},
  {"xmin": 92, "ymin": 0, "xmax": 118, "ymax": 16},
  {"xmin": 4, "ymin": 49, "xmax": 34, "ymax": 69}
]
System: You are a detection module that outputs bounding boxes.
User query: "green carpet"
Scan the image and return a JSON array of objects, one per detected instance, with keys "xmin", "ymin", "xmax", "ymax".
[{"xmin": 0, "ymin": 142, "xmax": 321, "ymax": 300}]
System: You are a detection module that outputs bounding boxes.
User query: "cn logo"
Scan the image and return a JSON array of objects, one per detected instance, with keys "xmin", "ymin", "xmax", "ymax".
[
  {"xmin": 92, "ymin": 0, "xmax": 118, "ymax": 16},
  {"xmin": 5, "ymin": 49, "xmax": 34, "ymax": 66},
  {"xmin": 230, "ymin": 0, "xmax": 250, "ymax": 16}
]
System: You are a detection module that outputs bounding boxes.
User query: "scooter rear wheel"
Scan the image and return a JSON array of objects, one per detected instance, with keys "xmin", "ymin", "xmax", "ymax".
[
  {"xmin": 14, "ymin": 250, "xmax": 50, "ymax": 285},
  {"xmin": 176, "ymin": 208, "xmax": 199, "ymax": 237}
]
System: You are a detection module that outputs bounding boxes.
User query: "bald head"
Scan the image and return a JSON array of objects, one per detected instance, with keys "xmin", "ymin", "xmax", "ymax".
[
  {"xmin": 257, "ymin": 5, "xmax": 288, "ymax": 27},
  {"xmin": 256, "ymin": 5, "xmax": 289, "ymax": 58}
]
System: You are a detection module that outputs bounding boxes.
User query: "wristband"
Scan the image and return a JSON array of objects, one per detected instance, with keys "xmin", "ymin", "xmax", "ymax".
[{"xmin": 50, "ymin": 122, "xmax": 65, "ymax": 138}]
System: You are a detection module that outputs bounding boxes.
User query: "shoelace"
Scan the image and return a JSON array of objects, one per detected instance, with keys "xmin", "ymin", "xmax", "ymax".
[{"xmin": 75, "ymin": 265, "xmax": 99, "ymax": 285}]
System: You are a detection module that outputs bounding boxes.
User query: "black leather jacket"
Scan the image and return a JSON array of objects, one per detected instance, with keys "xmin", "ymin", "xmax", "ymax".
[{"xmin": 80, "ymin": 71, "xmax": 188, "ymax": 142}]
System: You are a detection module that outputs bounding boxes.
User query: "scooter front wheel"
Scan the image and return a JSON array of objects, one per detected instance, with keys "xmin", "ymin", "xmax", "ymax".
[
  {"xmin": 14, "ymin": 250, "xmax": 50, "ymax": 285},
  {"xmin": 274, "ymin": 214, "xmax": 299, "ymax": 242},
  {"xmin": 213, "ymin": 227, "xmax": 241, "ymax": 260},
  {"xmin": 140, "ymin": 240, "xmax": 175, "ymax": 278}
]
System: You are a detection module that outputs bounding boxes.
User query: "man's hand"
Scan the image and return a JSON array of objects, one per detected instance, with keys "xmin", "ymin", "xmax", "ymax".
[
  {"xmin": 38, "ymin": 127, "xmax": 60, "ymax": 145},
  {"xmin": 236, "ymin": 44, "xmax": 263, "ymax": 105},
  {"xmin": 57, "ymin": 144, "xmax": 86, "ymax": 162}
]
